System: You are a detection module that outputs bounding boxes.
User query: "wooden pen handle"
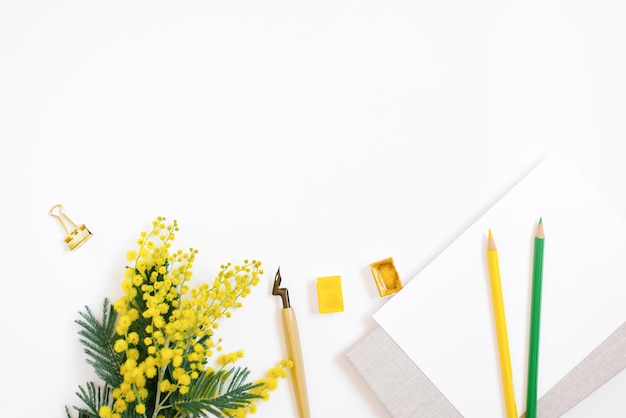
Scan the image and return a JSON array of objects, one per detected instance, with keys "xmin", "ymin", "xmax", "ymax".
[{"xmin": 282, "ymin": 307, "xmax": 310, "ymax": 418}]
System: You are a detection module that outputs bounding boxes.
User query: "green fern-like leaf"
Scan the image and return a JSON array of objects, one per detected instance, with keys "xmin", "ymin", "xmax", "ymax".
[
  {"xmin": 65, "ymin": 405, "xmax": 91, "ymax": 418},
  {"xmin": 171, "ymin": 367, "xmax": 263, "ymax": 417},
  {"xmin": 75, "ymin": 298, "xmax": 123, "ymax": 387},
  {"xmin": 66, "ymin": 381, "xmax": 112, "ymax": 418}
]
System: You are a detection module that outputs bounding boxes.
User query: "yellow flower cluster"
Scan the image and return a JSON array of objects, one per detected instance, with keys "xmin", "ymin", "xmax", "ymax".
[
  {"xmin": 99, "ymin": 217, "xmax": 274, "ymax": 418},
  {"xmin": 225, "ymin": 360, "xmax": 294, "ymax": 418}
]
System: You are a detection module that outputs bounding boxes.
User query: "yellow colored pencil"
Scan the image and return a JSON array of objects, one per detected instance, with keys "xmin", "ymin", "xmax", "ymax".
[{"xmin": 487, "ymin": 230, "xmax": 518, "ymax": 418}]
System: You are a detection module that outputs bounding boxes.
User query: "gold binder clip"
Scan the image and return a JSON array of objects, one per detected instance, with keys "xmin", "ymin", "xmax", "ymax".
[{"xmin": 49, "ymin": 204, "xmax": 92, "ymax": 250}]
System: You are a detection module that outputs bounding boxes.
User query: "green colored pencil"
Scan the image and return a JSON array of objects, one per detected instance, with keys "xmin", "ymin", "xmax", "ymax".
[{"xmin": 526, "ymin": 218, "xmax": 545, "ymax": 418}]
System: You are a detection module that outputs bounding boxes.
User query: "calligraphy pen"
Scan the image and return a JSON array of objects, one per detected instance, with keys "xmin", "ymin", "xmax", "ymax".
[{"xmin": 272, "ymin": 268, "xmax": 310, "ymax": 418}]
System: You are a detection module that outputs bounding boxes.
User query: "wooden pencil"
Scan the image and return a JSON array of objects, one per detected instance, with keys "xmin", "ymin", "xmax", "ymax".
[
  {"xmin": 526, "ymin": 219, "xmax": 545, "ymax": 418},
  {"xmin": 487, "ymin": 229, "xmax": 518, "ymax": 418}
]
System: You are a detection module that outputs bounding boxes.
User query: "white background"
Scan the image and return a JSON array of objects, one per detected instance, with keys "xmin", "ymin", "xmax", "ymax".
[{"xmin": 1, "ymin": 1, "xmax": 625, "ymax": 417}]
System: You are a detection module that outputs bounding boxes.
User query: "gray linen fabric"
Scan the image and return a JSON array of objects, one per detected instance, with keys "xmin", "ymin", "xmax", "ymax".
[{"xmin": 346, "ymin": 323, "xmax": 626, "ymax": 418}]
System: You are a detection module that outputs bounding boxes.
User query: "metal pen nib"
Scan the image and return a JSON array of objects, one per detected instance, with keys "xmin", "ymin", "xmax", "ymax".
[{"xmin": 272, "ymin": 267, "xmax": 291, "ymax": 308}]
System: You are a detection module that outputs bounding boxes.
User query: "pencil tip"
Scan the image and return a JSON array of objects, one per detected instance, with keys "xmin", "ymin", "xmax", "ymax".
[
  {"xmin": 487, "ymin": 229, "xmax": 496, "ymax": 250},
  {"xmin": 536, "ymin": 218, "xmax": 545, "ymax": 239},
  {"xmin": 539, "ymin": 217, "xmax": 543, "ymax": 225}
]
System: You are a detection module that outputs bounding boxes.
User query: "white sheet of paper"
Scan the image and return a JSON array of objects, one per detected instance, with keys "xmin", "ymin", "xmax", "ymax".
[{"xmin": 373, "ymin": 157, "xmax": 626, "ymax": 418}]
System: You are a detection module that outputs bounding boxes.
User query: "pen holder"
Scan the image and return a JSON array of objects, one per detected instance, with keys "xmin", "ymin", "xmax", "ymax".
[{"xmin": 282, "ymin": 307, "xmax": 310, "ymax": 418}]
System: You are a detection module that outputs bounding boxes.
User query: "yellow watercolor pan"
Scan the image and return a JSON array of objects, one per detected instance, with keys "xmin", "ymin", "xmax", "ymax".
[
  {"xmin": 369, "ymin": 257, "xmax": 402, "ymax": 297},
  {"xmin": 316, "ymin": 275, "xmax": 344, "ymax": 313}
]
